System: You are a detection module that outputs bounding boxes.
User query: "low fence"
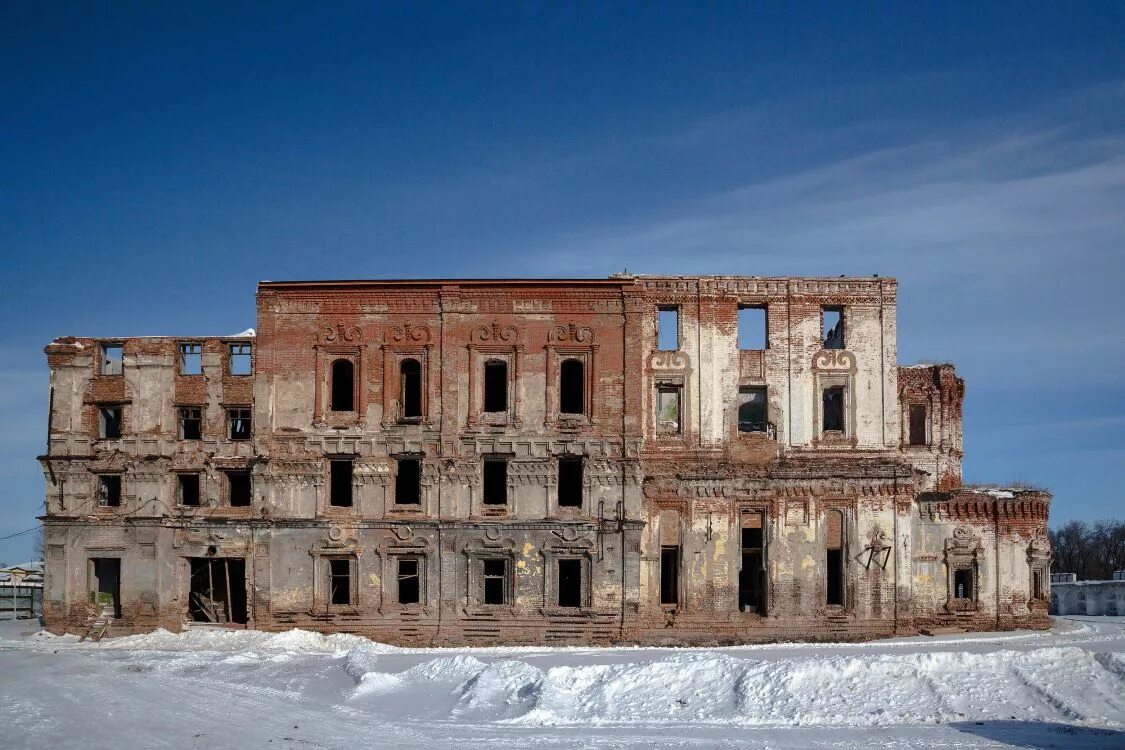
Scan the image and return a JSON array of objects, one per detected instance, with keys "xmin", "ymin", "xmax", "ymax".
[{"xmin": 0, "ymin": 585, "xmax": 42, "ymax": 620}]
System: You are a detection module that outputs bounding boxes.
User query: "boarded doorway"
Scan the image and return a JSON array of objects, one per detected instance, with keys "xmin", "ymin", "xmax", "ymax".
[
  {"xmin": 89, "ymin": 558, "xmax": 121, "ymax": 619},
  {"xmin": 188, "ymin": 558, "xmax": 248, "ymax": 624}
]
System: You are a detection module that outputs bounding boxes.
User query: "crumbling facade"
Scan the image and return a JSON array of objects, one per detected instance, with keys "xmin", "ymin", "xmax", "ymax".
[{"xmin": 39, "ymin": 275, "xmax": 1052, "ymax": 644}]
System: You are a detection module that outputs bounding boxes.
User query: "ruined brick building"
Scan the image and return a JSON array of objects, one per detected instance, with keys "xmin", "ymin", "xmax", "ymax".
[{"xmin": 39, "ymin": 275, "xmax": 1052, "ymax": 644}]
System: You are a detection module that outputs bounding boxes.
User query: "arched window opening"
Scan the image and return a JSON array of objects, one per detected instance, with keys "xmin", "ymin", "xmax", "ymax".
[
  {"xmin": 826, "ymin": 509, "xmax": 845, "ymax": 606},
  {"xmin": 330, "ymin": 359, "xmax": 355, "ymax": 412},
  {"xmin": 559, "ymin": 359, "xmax": 584, "ymax": 415},
  {"xmin": 400, "ymin": 359, "xmax": 422, "ymax": 419},
  {"xmin": 483, "ymin": 359, "xmax": 508, "ymax": 412}
]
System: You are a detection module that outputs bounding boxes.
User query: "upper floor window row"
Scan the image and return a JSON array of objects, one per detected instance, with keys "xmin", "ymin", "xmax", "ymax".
[
  {"xmin": 654, "ymin": 304, "xmax": 848, "ymax": 352},
  {"xmin": 179, "ymin": 342, "xmax": 254, "ymax": 376}
]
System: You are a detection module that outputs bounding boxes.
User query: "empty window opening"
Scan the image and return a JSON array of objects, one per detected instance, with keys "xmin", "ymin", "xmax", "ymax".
[
  {"xmin": 483, "ymin": 359, "xmax": 508, "ymax": 412},
  {"xmin": 954, "ymin": 568, "xmax": 974, "ymax": 600},
  {"xmin": 98, "ymin": 475, "xmax": 121, "ymax": 507},
  {"xmin": 557, "ymin": 559, "xmax": 582, "ymax": 608},
  {"xmin": 98, "ymin": 406, "xmax": 122, "ymax": 439},
  {"xmin": 738, "ymin": 306, "xmax": 767, "ymax": 350},
  {"xmin": 822, "ymin": 387, "xmax": 845, "ymax": 433},
  {"xmin": 89, "ymin": 558, "xmax": 121, "ymax": 619},
  {"xmin": 188, "ymin": 558, "xmax": 247, "ymax": 624},
  {"xmin": 228, "ymin": 407, "xmax": 252, "ymax": 441},
  {"xmin": 229, "ymin": 343, "xmax": 252, "ymax": 375},
  {"xmin": 738, "ymin": 387, "xmax": 768, "ymax": 433},
  {"xmin": 397, "ymin": 558, "xmax": 420, "ymax": 605},
  {"xmin": 483, "ymin": 458, "xmax": 508, "ymax": 505},
  {"xmin": 483, "ymin": 558, "xmax": 507, "ymax": 605},
  {"xmin": 908, "ymin": 404, "xmax": 927, "ymax": 446},
  {"xmin": 330, "ymin": 359, "xmax": 355, "ymax": 412},
  {"xmin": 826, "ymin": 509, "xmax": 845, "ymax": 606},
  {"xmin": 822, "ymin": 308, "xmax": 845, "ymax": 350},
  {"xmin": 180, "ymin": 343, "xmax": 203, "ymax": 375},
  {"xmin": 400, "ymin": 358, "xmax": 422, "ymax": 419},
  {"xmin": 395, "ymin": 457, "xmax": 421, "ymax": 505},
  {"xmin": 657, "ymin": 306, "xmax": 679, "ymax": 351},
  {"xmin": 178, "ymin": 474, "xmax": 200, "ymax": 507},
  {"xmin": 557, "ymin": 457, "xmax": 583, "ymax": 508},
  {"xmin": 660, "ymin": 546, "xmax": 680, "ymax": 605},
  {"xmin": 101, "ymin": 344, "xmax": 123, "ymax": 375},
  {"xmin": 1032, "ymin": 569, "xmax": 1044, "ymax": 600},
  {"xmin": 330, "ymin": 460, "xmax": 353, "ymax": 507},
  {"xmin": 739, "ymin": 511, "xmax": 767, "ymax": 615},
  {"xmin": 559, "ymin": 359, "xmax": 585, "ymax": 415},
  {"xmin": 329, "ymin": 558, "xmax": 352, "ymax": 606},
  {"xmin": 656, "ymin": 385, "xmax": 682, "ymax": 434},
  {"xmin": 226, "ymin": 471, "xmax": 251, "ymax": 507},
  {"xmin": 179, "ymin": 406, "xmax": 202, "ymax": 440}
]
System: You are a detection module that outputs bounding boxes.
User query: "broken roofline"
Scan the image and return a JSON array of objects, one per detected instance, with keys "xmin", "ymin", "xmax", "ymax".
[
  {"xmin": 46, "ymin": 331, "xmax": 256, "ymax": 346},
  {"xmin": 257, "ymin": 274, "xmax": 899, "ymax": 289}
]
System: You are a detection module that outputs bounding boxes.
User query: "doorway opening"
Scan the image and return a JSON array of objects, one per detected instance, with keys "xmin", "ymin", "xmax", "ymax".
[
  {"xmin": 89, "ymin": 558, "xmax": 121, "ymax": 619},
  {"xmin": 188, "ymin": 558, "xmax": 248, "ymax": 624}
]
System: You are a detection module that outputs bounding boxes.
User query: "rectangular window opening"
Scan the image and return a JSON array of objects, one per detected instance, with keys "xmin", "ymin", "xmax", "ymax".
[
  {"xmin": 101, "ymin": 344, "xmax": 123, "ymax": 376},
  {"xmin": 826, "ymin": 549, "xmax": 845, "ymax": 605},
  {"xmin": 738, "ymin": 306, "xmax": 767, "ymax": 350},
  {"xmin": 657, "ymin": 306, "xmax": 679, "ymax": 351},
  {"xmin": 226, "ymin": 471, "xmax": 251, "ymax": 507},
  {"xmin": 98, "ymin": 406, "xmax": 122, "ymax": 439},
  {"xmin": 738, "ymin": 387, "xmax": 768, "ymax": 433},
  {"xmin": 656, "ymin": 385, "xmax": 682, "ymax": 434},
  {"xmin": 557, "ymin": 558, "xmax": 582, "ymax": 608},
  {"xmin": 483, "ymin": 558, "xmax": 507, "ymax": 605},
  {"xmin": 739, "ymin": 512, "xmax": 766, "ymax": 615},
  {"xmin": 483, "ymin": 359, "xmax": 508, "ymax": 413},
  {"xmin": 1032, "ymin": 569, "xmax": 1044, "ymax": 600},
  {"xmin": 822, "ymin": 307, "xmax": 845, "ymax": 350},
  {"xmin": 329, "ymin": 558, "xmax": 352, "ymax": 606},
  {"xmin": 98, "ymin": 475, "xmax": 121, "ymax": 507},
  {"xmin": 822, "ymin": 387, "xmax": 845, "ymax": 433},
  {"xmin": 330, "ymin": 460, "xmax": 353, "ymax": 507},
  {"xmin": 180, "ymin": 343, "xmax": 203, "ymax": 375},
  {"xmin": 557, "ymin": 457, "xmax": 583, "ymax": 508},
  {"xmin": 228, "ymin": 408, "xmax": 252, "ymax": 441},
  {"xmin": 179, "ymin": 406, "xmax": 202, "ymax": 440},
  {"xmin": 482, "ymin": 458, "xmax": 508, "ymax": 505},
  {"xmin": 660, "ymin": 546, "xmax": 680, "ymax": 605},
  {"xmin": 178, "ymin": 474, "xmax": 200, "ymax": 507},
  {"xmin": 954, "ymin": 568, "xmax": 974, "ymax": 600},
  {"xmin": 397, "ymin": 558, "xmax": 420, "ymax": 605},
  {"xmin": 229, "ymin": 343, "xmax": 252, "ymax": 375},
  {"xmin": 908, "ymin": 404, "xmax": 927, "ymax": 446},
  {"xmin": 395, "ymin": 458, "xmax": 421, "ymax": 505}
]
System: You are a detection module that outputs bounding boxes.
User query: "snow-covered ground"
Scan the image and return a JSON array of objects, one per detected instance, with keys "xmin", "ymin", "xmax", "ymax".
[{"xmin": 1, "ymin": 618, "xmax": 1122, "ymax": 749}]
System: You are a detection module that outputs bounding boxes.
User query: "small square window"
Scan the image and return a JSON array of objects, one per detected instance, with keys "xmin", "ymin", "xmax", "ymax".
[
  {"xmin": 657, "ymin": 307, "xmax": 679, "ymax": 351},
  {"xmin": 397, "ymin": 558, "xmax": 421, "ymax": 605},
  {"xmin": 738, "ymin": 306, "xmax": 767, "ymax": 350},
  {"xmin": 101, "ymin": 344, "xmax": 123, "ymax": 375},
  {"xmin": 180, "ymin": 343, "xmax": 203, "ymax": 375},
  {"xmin": 98, "ymin": 475, "xmax": 121, "ymax": 507},
  {"xmin": 98, "ymin": 406, "xmax": 122, "ymax": 439},
  {"xmin": 229, "ymin": 343, "xmax": 252, "ymax": 375},
  {"xmin": 179, "ymin": 406, "xmax": 202, "ymax": 440},
  {"xmin": 178, "ymin": 474, "xmax": 200, "ymax": 507},
  {"xmin": 228, "ymin": 408, "xmax": 252, "ymax": 441},
  {"xmin": 226, "ymin": 471, "xmax": 251, "ymax": 507}
]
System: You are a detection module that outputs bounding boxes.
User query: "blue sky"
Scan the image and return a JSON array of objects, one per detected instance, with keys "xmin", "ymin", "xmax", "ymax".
[{"xmin": 2, "ymin": 4, "xmax": 1123, "ymax": 561}]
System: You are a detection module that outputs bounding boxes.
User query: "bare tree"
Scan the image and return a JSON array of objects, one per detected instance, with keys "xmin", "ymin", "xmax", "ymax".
[{"xmin": 1050, "ymin": 520, "xmax": 1125, "ymax": 580}]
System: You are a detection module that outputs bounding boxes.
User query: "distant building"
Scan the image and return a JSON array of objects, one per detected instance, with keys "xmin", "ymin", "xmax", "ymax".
[
  {"xmin": 1051, "ymin": 577, "xmax": 1125, "ymax": 616},
  {"xmin": 39, "ymin": 276, "xmax": 1051, "ymax": 644},
  {"xmin": 0, "ymin": 562, "xmax": 43, "ymax": 620}
]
